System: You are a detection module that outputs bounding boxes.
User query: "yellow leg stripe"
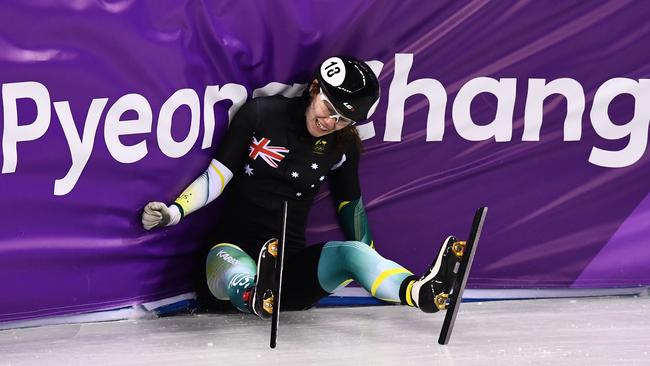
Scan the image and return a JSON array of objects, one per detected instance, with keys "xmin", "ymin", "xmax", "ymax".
[
  {"xmin": 337, "ymin": 279, "xmax": 353, "ymax": 288},
  {"xmin": 337, "ymin": 201, "xmax": 350, "ymax": 213},
  {"xmin": 210, "ymin": 162, "xmax": 226, "ymax": 193},
  {"xmin": 405, "ymin": 280, "xmax": 415, "ymax": 307},
  {"xmin": 371, "ymin": 268, "xmax": 412, "ymax": 297}
]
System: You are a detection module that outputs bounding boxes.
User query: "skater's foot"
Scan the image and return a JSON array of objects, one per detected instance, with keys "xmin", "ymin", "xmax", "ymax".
[
  {"xmin": 410, "ymin": 236, "xmax": 465, "ymax": 313},
  {"xmin": 244, "ymin": 239, "xmax": 278, "ymax": 319}
]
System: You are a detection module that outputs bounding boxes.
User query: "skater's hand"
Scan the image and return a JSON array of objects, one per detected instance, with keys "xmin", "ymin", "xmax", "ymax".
[{"xmin": 142, "ymin": 202, "xmax": 173, "ymax": 230}]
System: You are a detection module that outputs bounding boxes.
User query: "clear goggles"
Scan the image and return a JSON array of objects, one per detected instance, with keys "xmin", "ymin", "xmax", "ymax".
[{"xmin": 319, "ymin": 88, "xmax": 356, "ymax": 126}]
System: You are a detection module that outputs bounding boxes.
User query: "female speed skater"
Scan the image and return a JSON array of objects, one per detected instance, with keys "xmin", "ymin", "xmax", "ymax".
[{"xmin": 141, "ymin": 56, "xmax": 465, "ymax": 318}]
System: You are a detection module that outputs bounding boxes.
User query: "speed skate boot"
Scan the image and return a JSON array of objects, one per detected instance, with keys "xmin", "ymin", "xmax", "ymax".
[
  {"xmin": 243, "ymin": 238, "xmax": 278, "ymax": 320},
  {"xmin": 411, "ymin": 236, "xmax": 465, "ymax": 313}
]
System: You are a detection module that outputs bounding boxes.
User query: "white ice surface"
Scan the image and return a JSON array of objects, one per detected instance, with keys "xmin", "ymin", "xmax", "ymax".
[{"xmin": 1, "ymin": 296, "xmax": 649, "ymax": 366}]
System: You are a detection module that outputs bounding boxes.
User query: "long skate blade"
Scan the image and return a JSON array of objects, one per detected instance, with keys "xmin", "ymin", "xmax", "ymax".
[
  {"xmin": 270, "ymin": 201, "xmax": 288, "ymax": 349},
  {"xmin": 438, "ymin": 207, "xmax": 488, "ymax": 345}
]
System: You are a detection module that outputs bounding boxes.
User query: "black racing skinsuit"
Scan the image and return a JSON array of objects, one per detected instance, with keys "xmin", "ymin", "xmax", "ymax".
[{"xmin": 197, "ymin": 93, "xmax": 361, "ymax": 310}]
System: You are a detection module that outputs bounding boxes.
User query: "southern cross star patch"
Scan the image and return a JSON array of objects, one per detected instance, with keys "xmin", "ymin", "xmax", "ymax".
[{"xmin": 248, "ymin": 136, "xmax": 289, "ymax": 168}]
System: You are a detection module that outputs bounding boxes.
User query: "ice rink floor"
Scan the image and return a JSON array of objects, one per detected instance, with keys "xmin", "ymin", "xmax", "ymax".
[{"xmin": 1, "ymin": 296, "xmax": 649, "ymax": 366}]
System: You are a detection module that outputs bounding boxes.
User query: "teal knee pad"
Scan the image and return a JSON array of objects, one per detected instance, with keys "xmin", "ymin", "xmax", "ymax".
[
  {"xmin": 318, "ymin": 241, "xmax": 412, "ymax": 302},
  {"xmin": 318, "ymin": 241, "xmax": 358, "ymax": 292},
  {"xmin": 205, "ymin": 243, "xmax": 256, "ymax": 312}
]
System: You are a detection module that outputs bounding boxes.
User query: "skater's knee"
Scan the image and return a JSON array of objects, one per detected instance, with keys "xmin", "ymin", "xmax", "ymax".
[
  {"xmin": 209, "ymin": 242, "xmax": 244, "ymax": 254},
  {"xmin": 206, "ymin": 243, "xmax": 252, "ymax": 265},
  {"xmin": 205, "ymin": 242, "xmax": 256, "ymax": 301},
  {"xmin": 205, "ymin": 242, "xmax": 255, "ymax": 276},
  {"xmin": 345, "ymin": 240, "xmax": 375, "ymax": 254},
  {"xmin": 324, "ymin": 240, "xmax": 374, "ymax": 267},
  {"xmin": 344, "ymin": 240, "xmax": 373, "ymax": 251}
]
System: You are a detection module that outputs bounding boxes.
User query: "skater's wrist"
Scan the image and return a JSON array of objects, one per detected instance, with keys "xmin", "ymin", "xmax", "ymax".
[{"xmin": 166, "ymin": 204, "xmax": 182, "ymax": 226}]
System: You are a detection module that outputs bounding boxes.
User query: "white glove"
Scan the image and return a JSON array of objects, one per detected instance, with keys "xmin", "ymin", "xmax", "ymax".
[{"xmin": 142, "ymin": 202, "xmax": 181, "ymax": 230}]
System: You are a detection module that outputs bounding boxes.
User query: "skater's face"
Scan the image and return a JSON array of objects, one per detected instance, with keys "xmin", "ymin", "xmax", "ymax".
[{"xmin": 305, "ymin": 80, "xmax": 355, "ymax": 138}]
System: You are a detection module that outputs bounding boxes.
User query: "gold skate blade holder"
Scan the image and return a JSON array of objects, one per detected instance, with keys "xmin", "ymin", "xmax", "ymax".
[
  {"xmin": 263, "ymin": 293, "xmax": 274, "ymax": 314},
  {"xmin": 434, "ymin": 293, "xmax": 449, "ymax": 310},
  {"xmin": 268, "ymin": 240, "xmax": 278, "ymax": 258},
  {"xmin": 452, "ymin": 241, "xmax": 467, "ymax": 258}
]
